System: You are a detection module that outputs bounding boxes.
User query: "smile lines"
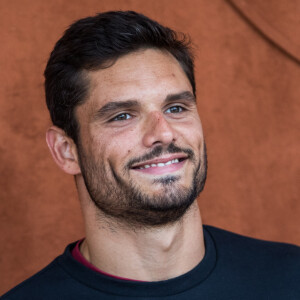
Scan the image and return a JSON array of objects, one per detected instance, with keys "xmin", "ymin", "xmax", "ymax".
[{"xmin": 137, "ymin": 159, "xmax": 180, "ymax": 169}]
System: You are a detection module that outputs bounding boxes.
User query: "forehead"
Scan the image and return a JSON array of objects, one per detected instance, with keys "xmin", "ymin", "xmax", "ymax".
[{"xmin": 83, "ymin": 49, "xmax": 192, "ymax": 111}]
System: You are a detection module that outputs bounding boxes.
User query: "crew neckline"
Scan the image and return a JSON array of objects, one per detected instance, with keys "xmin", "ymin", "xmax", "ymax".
[
  {"xmin": 72, "ymin": 238, "xmax": 145, "ymax": 282},
  {"xmin": 57, "ymin": 225, "xmax": 217, "ymax": 297}
]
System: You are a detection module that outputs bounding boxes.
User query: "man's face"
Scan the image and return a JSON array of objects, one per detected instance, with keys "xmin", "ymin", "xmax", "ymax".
[{"xmin": 75, "ymin": 49, "xmax": 207, "ymax": 227}]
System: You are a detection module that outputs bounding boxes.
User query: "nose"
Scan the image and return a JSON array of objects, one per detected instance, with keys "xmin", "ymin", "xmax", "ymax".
[{"xmin": 142, "ymin": 111, "xmax": 176, "ymax": 147}]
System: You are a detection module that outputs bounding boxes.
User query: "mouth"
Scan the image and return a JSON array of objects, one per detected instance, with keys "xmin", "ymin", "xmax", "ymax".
[{"xmin": 131, "ymin": 154, "xmax": 188, "ymax": 175}]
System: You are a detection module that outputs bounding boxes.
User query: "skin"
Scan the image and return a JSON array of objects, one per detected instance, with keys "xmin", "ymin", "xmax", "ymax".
[{"xmin": 46, "ymin": 48, "xmax": 206, "ymax": 281}]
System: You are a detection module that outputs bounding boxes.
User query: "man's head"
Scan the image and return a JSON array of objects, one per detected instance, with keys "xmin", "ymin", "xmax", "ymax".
[
  {"xmin": 44, "ymin": 11, "xmax": 195, "ymax": 145},
  {"xmin": 45, "ymin": 11, "xmax": 207, "ymax": 228}
]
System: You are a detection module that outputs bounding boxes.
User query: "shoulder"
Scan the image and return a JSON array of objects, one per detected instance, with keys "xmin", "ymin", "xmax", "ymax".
[
  {"xmin": 204, "ymin": 225, "xmax": 300, "ymax": 286},
  {"xmin": 204, "ymin": 224, "xmax": 300, "ymax": 257},
  {"xmin": 1, "ymin": 244, "xmax": 75, "ymax": 300}
]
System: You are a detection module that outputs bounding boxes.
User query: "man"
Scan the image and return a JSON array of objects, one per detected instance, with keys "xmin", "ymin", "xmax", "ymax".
[{"xmin": 2, "ymin": 11, "xmax": 299, "ymax": 299}]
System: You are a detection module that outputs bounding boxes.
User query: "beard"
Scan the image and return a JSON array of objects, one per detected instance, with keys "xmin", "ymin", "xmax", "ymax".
[{"xmin": 77, "ymin": 142, "xmax": 207, "ymax": 228}]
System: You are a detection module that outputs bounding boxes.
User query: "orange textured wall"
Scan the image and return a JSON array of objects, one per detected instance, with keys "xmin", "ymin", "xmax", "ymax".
[{"xmin": 0, "ymin": 0, "xmax": 299, "ymax": 294}]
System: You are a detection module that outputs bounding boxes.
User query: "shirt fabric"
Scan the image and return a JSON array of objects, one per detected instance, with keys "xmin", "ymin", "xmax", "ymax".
[{"xmin": 1, "ymin": 225, "xmax": 300, "ymax": 299}]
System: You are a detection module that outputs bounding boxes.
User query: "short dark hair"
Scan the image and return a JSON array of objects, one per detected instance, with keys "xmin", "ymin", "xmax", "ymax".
[{"xmin": 44, "ymin": 11, "xmax": 195, "ymax": 143}]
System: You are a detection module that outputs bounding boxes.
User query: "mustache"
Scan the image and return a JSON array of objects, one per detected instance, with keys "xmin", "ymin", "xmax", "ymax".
[{"xmin": 126, "ymin": 143, "xmax": 195, "ymax": 169}]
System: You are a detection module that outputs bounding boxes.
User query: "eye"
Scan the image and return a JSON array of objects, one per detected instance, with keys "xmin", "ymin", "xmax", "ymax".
[
  {"xmin": 111, "ymin": 113, "xmax": 132, "ymax": 122},
  {"xmin": 165, "ymin": 106, "xmax": 185, "ymax": 114}
]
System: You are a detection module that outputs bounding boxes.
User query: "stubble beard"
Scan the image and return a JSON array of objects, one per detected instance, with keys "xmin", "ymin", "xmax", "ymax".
[{"xmin": 77, "ymin": 143, "xmax": 207, "ymax": 228}]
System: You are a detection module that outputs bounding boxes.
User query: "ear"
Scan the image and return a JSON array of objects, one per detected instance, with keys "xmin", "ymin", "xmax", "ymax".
[{"xmin": 46, "ymin": 126, "xmax": 81, "ymax": 175}]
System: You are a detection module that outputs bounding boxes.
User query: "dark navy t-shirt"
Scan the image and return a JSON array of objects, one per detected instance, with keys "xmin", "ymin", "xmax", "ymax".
[{"xmin": 2, "ymin": 225, "xmax": 300, "ymax": 299}]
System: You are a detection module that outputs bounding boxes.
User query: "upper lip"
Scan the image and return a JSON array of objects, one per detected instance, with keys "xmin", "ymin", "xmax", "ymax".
[{"xmin": 131, "ymin": 153, "xmax": 189, "ymax": 169}]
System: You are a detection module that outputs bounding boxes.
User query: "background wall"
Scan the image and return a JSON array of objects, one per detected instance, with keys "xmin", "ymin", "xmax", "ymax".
[{"xmin": 1, "ymin": 0, "xmax": 299, "ymax": 294}]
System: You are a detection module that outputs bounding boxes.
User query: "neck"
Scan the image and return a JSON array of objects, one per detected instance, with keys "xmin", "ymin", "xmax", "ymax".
[{"xmin": 80, "ymin": 200, "xmax": 205, "ymax": 281}]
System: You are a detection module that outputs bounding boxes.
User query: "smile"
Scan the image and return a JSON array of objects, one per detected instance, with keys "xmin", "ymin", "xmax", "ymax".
[
  {"xmin": 131, "ymin": 155, "xmax": 188, "ymax": 175},
  {"xmin": 136, "ymin": 158, "xmax": 181, "ymax": 169}
]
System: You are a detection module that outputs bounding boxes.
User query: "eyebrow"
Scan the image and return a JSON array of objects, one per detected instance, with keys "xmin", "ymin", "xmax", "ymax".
[
  {"xmin": 165, "ymin": 91, "xmax": 196, "ymax": 103},
  {"xmin": 94, "ymin": 91, "xmax": 196, "ymax": 120}
]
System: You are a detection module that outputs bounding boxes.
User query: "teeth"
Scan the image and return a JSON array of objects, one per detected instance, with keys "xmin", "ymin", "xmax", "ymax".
[{"xmin": 138, "ymin": 158, "xmax": 181, "ymax": 169}]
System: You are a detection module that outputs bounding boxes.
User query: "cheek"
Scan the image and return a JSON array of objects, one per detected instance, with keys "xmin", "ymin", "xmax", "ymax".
[
  {"xmin": 95, "ymin": 129, "xmax": 139, "ymax": 165},
  {"xmin": 176, "ymin": 119, "xmax": 204, "ymax": 145}
]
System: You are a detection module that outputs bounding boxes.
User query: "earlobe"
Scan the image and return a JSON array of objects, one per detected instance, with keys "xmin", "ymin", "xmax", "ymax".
[{"xmin": 46, "ymin": 126, "xmax": 81, "ymax": 175}]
